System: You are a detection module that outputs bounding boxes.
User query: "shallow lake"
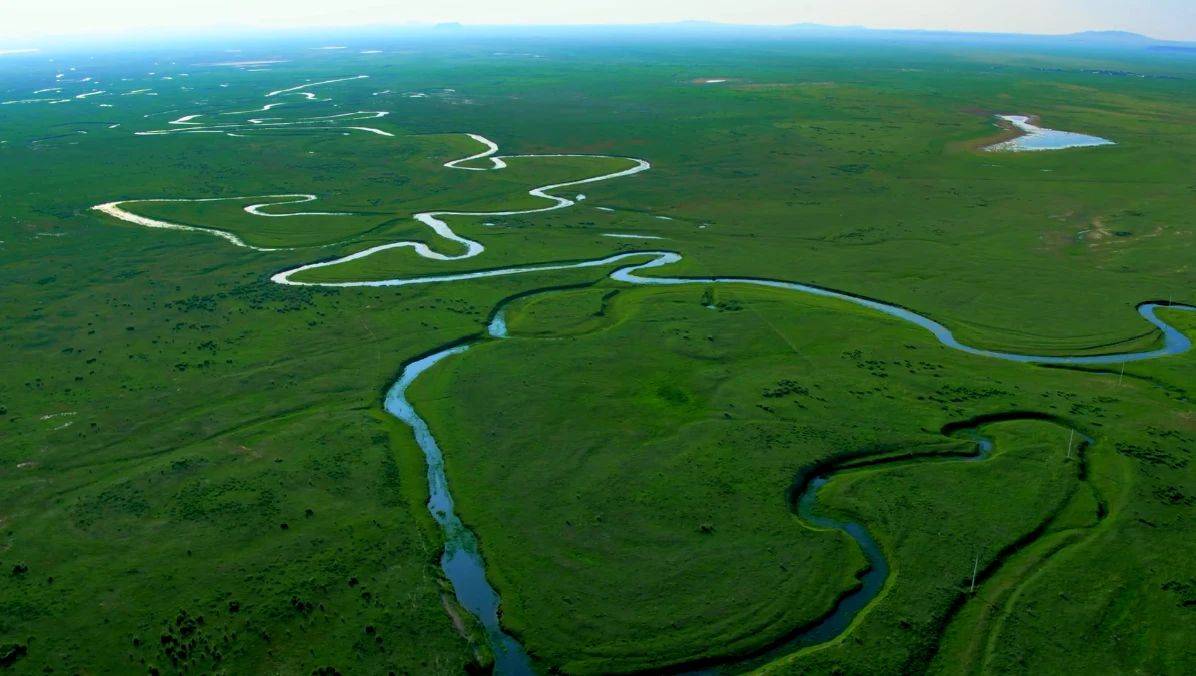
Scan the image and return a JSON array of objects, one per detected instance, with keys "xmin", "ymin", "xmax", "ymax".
[{"xmin": 985, "ymin": 114, "xmax": 1114, "ymax": 152}]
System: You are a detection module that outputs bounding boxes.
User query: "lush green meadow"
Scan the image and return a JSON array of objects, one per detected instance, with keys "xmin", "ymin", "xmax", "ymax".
[
  {"xmin": 1, "ymin": 29, "xmax": 1193, "ymax": 674},
  {"xmin": 416, "ymin": 285, "xmax": 1193, "ymax": 672}
]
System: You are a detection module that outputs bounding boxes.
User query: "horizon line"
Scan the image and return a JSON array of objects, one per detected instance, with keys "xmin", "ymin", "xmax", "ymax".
[{"xmin": 3, "ymin": 20, "xmax": 1194, "ymax": 48}]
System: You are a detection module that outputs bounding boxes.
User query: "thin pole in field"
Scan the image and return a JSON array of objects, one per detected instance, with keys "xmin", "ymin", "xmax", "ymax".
[
  {"xmin": 970, "ymin": 551, "xmax": 980, "ymax": 593},
  {"xmin": 1066, "ymin": 430, "xmax": 1074, "ymax": 459}
]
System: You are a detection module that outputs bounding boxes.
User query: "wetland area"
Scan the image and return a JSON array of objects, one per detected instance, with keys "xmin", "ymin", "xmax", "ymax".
[{"xmin": 2, "ymin": 24, "xmax": 1195, "ymax": 675}]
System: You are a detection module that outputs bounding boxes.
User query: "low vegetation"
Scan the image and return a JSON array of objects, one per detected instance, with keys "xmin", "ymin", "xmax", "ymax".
[{"xmin": 1, "ymin": 31, "xmax": 1192, "ymax": 673}]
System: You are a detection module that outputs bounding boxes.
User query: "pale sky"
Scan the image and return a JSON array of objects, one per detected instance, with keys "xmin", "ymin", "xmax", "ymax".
[{"xmin": 3, "ymin": 0, "xmax": 1195, "ymax": 42}]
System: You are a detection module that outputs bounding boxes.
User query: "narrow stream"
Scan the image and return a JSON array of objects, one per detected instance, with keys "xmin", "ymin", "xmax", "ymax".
[
  {"xmin": 384, "ymin": 344, "xmax": 535, "ymax": 675},
  {"xmin": 610, "ymin": 252, "xmax": 1195, "ymax": 365},
  {"xmin": 766, "ymin": 476, "xmax": 890, "ymax": 653},
  {"xmin": 716, "ymin": 434, "xmax": 996, "ymax": 673}
]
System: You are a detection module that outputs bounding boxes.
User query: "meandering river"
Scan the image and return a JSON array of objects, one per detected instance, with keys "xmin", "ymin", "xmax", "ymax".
[
  {"xmin": 395, "ymin": 287, "xmax": 1187, "ymax": 673},
  {"xmin": 92, "ymin": 80, "xmax": 1191, "ymax": 673}
]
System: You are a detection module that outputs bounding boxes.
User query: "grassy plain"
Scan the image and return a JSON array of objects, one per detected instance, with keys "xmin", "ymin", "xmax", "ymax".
[
  {"xmin": 1, "ymin": 29, "xmax": 1193, "ymax": 674},
  {"xmin": 416, "ymin": 284, "xmax": 1193, "ymax": 672}
]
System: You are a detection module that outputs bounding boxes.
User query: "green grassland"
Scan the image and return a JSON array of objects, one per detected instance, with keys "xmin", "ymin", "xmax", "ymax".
[
  {"xmin": 414, "ymin": 284, "xmax": 1193, "ymax": 672},
  {"xmin": 1, "ymin": 32, "xmax": 1194, "ymax": 674}
]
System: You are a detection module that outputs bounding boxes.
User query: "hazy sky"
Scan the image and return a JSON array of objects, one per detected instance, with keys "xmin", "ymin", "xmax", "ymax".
[{"xmin": 3, "ymin": 0, "xmax": 1195, "ymax": 42}]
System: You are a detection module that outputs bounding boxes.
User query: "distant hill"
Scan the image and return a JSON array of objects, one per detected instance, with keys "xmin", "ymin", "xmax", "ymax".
[
  {"xmin": 30, "ymin": 19, "xmax": 1196, "ymax": 53},
  {"xmin": 1062, "ymin": 30, "xmax": 1160, "ymax": 44},
  {"xmin": 443, "ymin": 21, "xmax": 1195, "ymax": 50},
  {"xmin": 511, "ymin": 21, "xmax": 1196, "ymax": 50}
]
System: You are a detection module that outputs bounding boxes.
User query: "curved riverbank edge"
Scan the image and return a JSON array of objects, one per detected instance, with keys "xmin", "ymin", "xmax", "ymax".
[{"xmin": 661, "ymin": 415, "xmax": 1098, "ymax": 675}]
